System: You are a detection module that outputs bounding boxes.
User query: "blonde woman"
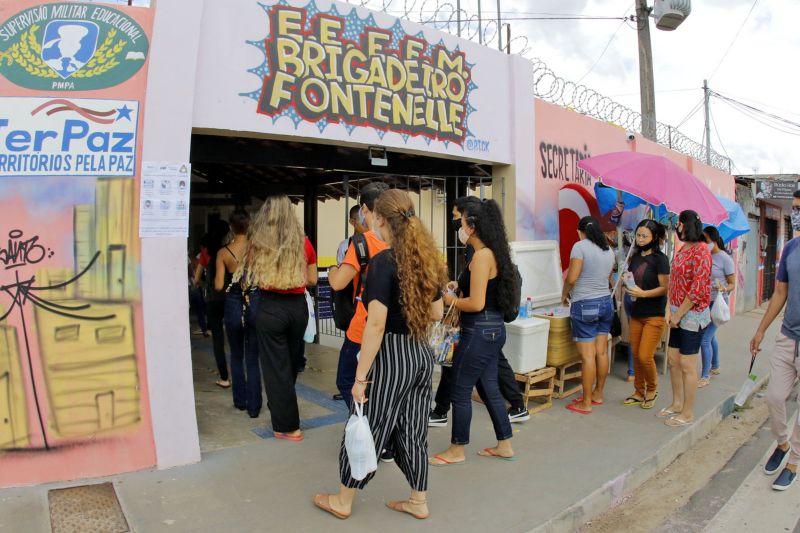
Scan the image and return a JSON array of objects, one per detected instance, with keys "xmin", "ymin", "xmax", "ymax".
[
  {"xmin": 241, "ymin": 195, "xmax": 317, "ymax": 441},
  {"xmin": 314, "ymin": 189, "xmax": 446, "ymax": 521}
]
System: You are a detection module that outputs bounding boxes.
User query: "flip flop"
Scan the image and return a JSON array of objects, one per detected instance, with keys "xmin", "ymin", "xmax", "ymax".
[
  {"xmin": 573, "ymin": 396, "xmax": 603, "ymax": 405},
  {"xmin": 428, "ymin": 454, "xmax": 464, "ymax": 467},
  {"xmin": 641, "ymin": 392, "xmax": 659, "ymax": 410},
  {"xmin": 477, "ymin": 448, "xmax": 517, "ymax": 461},
  {"xmin": 385, "ymin": 500, "xmax": 429, "ymax": 520},
  {"xmin": 215, "ymin": 379, "xmax": 231, "ymax": 388},
  {"xmin": 313, "ymin": 494, "xmax": 350, "ymax": 520},
  {"xmin": 274, "ymin": 431, "xmax": 304, "ymax": 441},
  {"xmin": 656, "ymin": 408, "xmax": 679, "ymax": 419},
  {"xmin": 665, "ymin": 417, "xmax": 694, "ymax": 427},
  {"xmin": 566, "ymin": 403, "xmax": 591, "ymax": 415},
  {"xmin": 622, "ymin": 396, "xmax": 643, "ymax": 406}
]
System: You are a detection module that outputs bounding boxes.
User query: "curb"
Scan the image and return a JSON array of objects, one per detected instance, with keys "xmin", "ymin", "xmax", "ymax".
[{"xmin": 529, "ymin": 376, "xmax": 770, "ymax": 533}]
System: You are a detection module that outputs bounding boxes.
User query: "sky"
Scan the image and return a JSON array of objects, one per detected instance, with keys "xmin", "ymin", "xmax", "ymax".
[{"xmin": 371, "ymin": 0, "xmax": 799, "ymax": 176}]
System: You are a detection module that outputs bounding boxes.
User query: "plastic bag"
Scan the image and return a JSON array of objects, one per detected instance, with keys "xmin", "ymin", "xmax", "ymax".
[
  {"xmin": 303, "ymin": 290, "xmax": 317, "ymax": 343},
  {"xmin": 734, "ymin": 355, "xmax": 758, "ymax": 408},
  {"xmin": 429, "ymin": 301, "xmax": 459, "ymax": 366},
  {"xmin": 710, "ymin": 292, "xmax": 730, "ymax": 326},
  {"xmin": 344, "ymin": 401, "xmax": 377, "ymax": 481}
]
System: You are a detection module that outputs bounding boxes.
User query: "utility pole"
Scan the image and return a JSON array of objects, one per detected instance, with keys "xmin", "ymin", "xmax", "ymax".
[
  {"xmin": 477, "ymin": 0, "xmax": 483, "ymax": 44},
  {"xmin": 457, "ymin": 0, "xmax": 461, "ymax": 37},
  {"xmin": 636, "ymin": 0, "xmax": 657, "ymax": 141},
  {"xmin": 497, "ymin": 0, "xmax": 502, "ymax": 51},
  {"xmin": 703, "ymin": 79, "xmax": 712, "ymax": 165}
]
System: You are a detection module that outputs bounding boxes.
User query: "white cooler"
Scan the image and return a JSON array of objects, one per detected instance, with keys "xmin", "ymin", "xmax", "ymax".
[{"xmin": 504, "ymin": 317, "xmax": 550, "ymax": 373}]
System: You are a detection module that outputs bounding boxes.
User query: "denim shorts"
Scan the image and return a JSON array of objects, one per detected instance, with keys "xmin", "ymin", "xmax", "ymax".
[
  {"xmin": 668, "ymin": 325, "xmax": 707, "ymax": 356},
  {"xmin": 570, "ymin": 296, "xmax": 614, "ymax": 343}
]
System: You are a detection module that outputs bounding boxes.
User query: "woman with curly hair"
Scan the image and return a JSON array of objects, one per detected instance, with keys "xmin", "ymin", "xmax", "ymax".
[
  {"xmin": 314, "ymin": 189, "xmax": 446, "ymax": 521},
  {"xmin": 430, "ymin": 198, "xmax": 519, "ymax": 466},
  {"xmin": 242, "ymin": 195, "xmax": 317, "ymax": 441}
]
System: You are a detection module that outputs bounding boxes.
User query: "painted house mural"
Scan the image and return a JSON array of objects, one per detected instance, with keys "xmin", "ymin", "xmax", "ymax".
[{"xmin": 0, "ymin": 1, "xmax": 155, "ymax": 487}]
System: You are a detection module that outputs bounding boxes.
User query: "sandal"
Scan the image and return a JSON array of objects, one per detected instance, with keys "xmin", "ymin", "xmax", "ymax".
[
  {"xmin": 710, "ymin": 368, "xmax": 721, "ymax": 376},
  {"xmin": 386, "ymin": 499, "xmax": 429, "ymax": 520},
  {"xmin": 428, "ymin": 454, "xmax": 464, "ymax": 467},
  {"xmin": 573, "ymin": 396, "xmax": 603, "ymax": 405},
  {"xmin": 566, "ymin": 403, "xmax": 591, "ymax": 415},
  {"xmin": 313, "ymin": 494, "xmax": 350, "ymax": 520},
  {"xmin": 641, "ymin": 392, "xmax": 658, "ymax": 410},
  {"xmin": 665, "ymin": 416, "xmax": 694, "ymax": 427},
  {"xmin": 622, "ymin": 396, "xmax": 643, "ymax": 406},
  {"xmin": 477, "ymin": 448, "xmax": 516, "ymax": 461},
  {"xmin": 656, "ymin": 408, "xmax": 679, "ymax": 419},
  {"xmin": 698, "ymin": 377, "xmax": 710, "ymax": 388},
  {"xmin": 215, "ymin": 379, "xmax": 231, "ymax": 388}
]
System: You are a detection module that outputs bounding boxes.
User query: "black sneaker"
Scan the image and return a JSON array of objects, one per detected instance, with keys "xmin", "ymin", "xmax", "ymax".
[
  {"xmin": 508, "ymin": 406, "xmax": 530, "ymax": 423},
  {"xmin": 428, "ymin": 410, "xmax": 447, "ymax": 428},
  {"xmin": 773, "ymin": 467, "xmax": 797, "ymax": 491},
  {"xmin": 765, "ymin": 445, "xmax": 791, "ymax": 475},
  {"xmin": 380, "ymin": 449, "xmax": 395, "ymax": 463}
]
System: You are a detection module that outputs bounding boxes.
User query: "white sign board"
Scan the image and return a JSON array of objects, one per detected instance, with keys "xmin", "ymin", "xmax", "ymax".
[
  {"xmin": 191, "ymin": 0, "xmax": 514, "ymax": 164},
  {"xmin": 139, "ymin": 161, "xmax": 191, "ymax": 237},
  {"xmin": 0, "ymin": 96, "xmax": 139, "ymax": 177}
]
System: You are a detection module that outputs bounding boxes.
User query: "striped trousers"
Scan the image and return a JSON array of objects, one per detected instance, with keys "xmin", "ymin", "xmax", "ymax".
[{"xmin": 339, "ymin": 333, "xmax": 433, "ymax": 491}]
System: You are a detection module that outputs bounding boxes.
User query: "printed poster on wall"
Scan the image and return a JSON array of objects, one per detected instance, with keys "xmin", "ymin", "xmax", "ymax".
[
  {"xmin": 139, "ymin": 161, "xmax": 191, "ymax": 237},
  {"xmin": 0, "ymin": 1, "xmax": 156, "ymax": 488}
]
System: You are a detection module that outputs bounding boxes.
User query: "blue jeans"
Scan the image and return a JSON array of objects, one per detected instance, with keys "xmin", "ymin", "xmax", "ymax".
[
  {"xmin": 700, "ymin": 310, "xmax": 720, "ymax": 379},
  {"xmin": 451, "ymin": 310, "xmax": 513, "ymax": 445},
  {"xmin": 336, "ymin": 337, "xmax": 361, "ymax": 408},
  {"xmin": 190, "ymin": 286, "xmax": 207, "ymax": 332},
  {"xmin": 224, "ymin": 289, "xmax": 262, "ymax": 416},
  {"xmin": 570, "ymin": 295, "xmax": 614, "ymax": 343}
]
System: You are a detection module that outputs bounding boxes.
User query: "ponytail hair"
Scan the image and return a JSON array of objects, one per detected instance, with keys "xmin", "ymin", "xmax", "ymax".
[
  {"xmin": 703, "ymin": 226, "xmax": 728, "ymax": 254},
  {"xmin": 460, "ymin": 198, "xmax": 518, "ymax": 319},
  {"xmin": 678, "ymin": 210, "xmax": 704, "ymax": 243},
  {"xmin": 578, "ymin": 216, "xmax": 609, "ymax": 251},
  {"xmin": 374, "ymin": 189, "xmax": 448, "ymax": 338}
]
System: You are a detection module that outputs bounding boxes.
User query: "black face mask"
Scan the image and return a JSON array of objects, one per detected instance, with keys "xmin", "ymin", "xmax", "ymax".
[{"xmin": 451, "ymin": 218, "xmax": 462, "ymax": 233}]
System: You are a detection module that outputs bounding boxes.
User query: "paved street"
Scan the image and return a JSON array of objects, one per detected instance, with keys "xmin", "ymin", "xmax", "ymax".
[{"xmin": 0, "ymin": 309, "xmax": 782, "ymax": 533}]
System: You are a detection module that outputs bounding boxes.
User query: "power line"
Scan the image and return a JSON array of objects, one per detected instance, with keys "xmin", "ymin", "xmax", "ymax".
[
  {"xmin": 712, "ymin": 91, "xmax": 800, "ymax": 133},
  {"xmin": 576, "ymin": 19, "xmax": 627, "ymax": 84},
  {"xmin": 708, "ymin": 0, "xmax": 759, "ymax": 80},
  {"xmin": 675, "ymin": 98, "xmax": 704, "ymax": 130},
  {"xmin": 712, "ymin": 89, "xmax": 800, "ymax": 121},
  {"xmin": 715, "ymin": 96, "xmax": 800, "ymax": 137},
  {"xmin": 708, "ymin": 106, "xmax": 739, "ymax": 173}
]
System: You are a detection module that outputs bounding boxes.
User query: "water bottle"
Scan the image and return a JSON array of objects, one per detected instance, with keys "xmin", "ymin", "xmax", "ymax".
[
  {"xmin": 518, "ymin": 299, "xmax": 528, "ymax": 319},
  {"xmin": 526, "ymin": 297, "xmax": 534, "ymax": 317}
]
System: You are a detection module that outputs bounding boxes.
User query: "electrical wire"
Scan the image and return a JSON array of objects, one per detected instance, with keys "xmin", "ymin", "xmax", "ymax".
[
  {"xmin": 715, "ymin": 97, "xmax": 800, "ymax": 137},
  {"xmin": 674, "ymin": 98, "xmax": 704, "ymax": 130},
  {"xmin": 708, "ymin": 106, "xmax": 739, "ymax": 173},
  {"xmin": 712, "ymin": 89, "xmax": 800, "ymax": 121},
  {"xmin": 708, "ymin": 0, "xmax": 759, "ymax": 80},
  {"xmin": 712, "ymin": 91, "xmax": 800, "ymax": 134},
  {"xmin": 575, "ymin": 19, "xmax": 627, "ymax": 84}
]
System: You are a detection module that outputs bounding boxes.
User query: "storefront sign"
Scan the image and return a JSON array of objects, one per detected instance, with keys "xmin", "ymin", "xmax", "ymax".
[
  {"xmin": 0, "ymin": 96, "xmax": 138, "ymax": 177},
  {"xmin": 0, "ymin": 2, "xmax": 149, "ymax": 91},
  {"xmin": 756, "ymin": 179, "xmax": 798, "ymax": 200}
]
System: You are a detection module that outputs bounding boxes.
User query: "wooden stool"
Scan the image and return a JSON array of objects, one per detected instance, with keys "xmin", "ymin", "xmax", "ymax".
[
  {"xmin": 552, "ymin": 359, "xmax": 583, "ymax": 399},
  {"xmin": 514, "ymin": 367, "xmax": 556, "ymax": 415}
]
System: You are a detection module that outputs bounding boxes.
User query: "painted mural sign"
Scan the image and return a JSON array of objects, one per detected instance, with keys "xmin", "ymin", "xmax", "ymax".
[
  {"xmin": 0, "ymin": 2, "xmax": 149, "ymax": 91},
  {"xmin": 251, "ymin": 1, "xmax": 476, "ymax": 145},
  {"xmin": 0, "ymin": 96, "xmax": 139, "ymax": 177},
  {"xmin": 0, "ymin": 1, "xmax": 154, "ymax": 488}
]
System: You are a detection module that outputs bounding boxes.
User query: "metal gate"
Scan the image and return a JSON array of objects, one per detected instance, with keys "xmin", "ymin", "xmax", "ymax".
[{"xmin": 315, "ymin": 174, "xmax": 505, "ymax": 339}]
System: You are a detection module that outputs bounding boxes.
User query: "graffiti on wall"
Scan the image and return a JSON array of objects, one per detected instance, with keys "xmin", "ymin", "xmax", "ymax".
[
  {"xmin": 245, "ymin": 0, "xmax": 477, "ymax": 146},
  {"xmin": 0, "ymin": 1, "xmax": 154, "ymax": 488}
]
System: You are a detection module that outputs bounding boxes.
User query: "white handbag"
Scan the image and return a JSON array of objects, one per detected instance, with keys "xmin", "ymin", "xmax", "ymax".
[{"xmin": 710, "ymin": 292, "xmax": 730, "ymax": 326}]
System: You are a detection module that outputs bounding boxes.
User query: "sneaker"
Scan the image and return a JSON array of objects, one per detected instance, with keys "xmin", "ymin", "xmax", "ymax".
[
  {"xmin": 428, "ymin": 410, "xmax": 447, "ymax": 428},
  {"xmin": 380, "ymin": 449, "xmax": 395, "ymax": 463},
  {"xmin": 772, "ymin": 467, "xmax": 797, "ymax": 491},
  {"xmin": 508, "ymin": 406, "xmax": 530, "ymax": 423},
  {"xmin": 765, "ymin": 445, "xmax": 791, "ymax": 475}
]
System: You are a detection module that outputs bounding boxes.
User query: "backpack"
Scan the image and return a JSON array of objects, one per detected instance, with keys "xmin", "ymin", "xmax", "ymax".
[
  {"xmin": 503, "ymin": 264, "xmax": 523, "ymax": 323},
  {"xmin": 331, "ymin": 233, "xmax": 369, "ymax": 331}
]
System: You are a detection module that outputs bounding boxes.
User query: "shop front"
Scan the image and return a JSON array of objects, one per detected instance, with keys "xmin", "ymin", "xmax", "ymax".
[{"xmin": 0, "ymin": 0, "xmax": 534, "ymax": 487}]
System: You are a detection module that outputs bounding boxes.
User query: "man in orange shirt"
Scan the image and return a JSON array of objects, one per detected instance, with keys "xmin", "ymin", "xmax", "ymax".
[{"xmin": 328, "ymin": 182, "xmax": 389, "ymax": 408}]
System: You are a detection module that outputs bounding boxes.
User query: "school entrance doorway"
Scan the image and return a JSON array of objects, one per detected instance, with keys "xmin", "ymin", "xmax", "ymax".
[{"xmin": 185, "ymin": 132, "xmax": 501, "ymax": 452}]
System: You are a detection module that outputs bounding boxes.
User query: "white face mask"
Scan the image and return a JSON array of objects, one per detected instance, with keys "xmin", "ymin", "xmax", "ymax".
[
  {"xmin": 458, "ymin": 227, "xmax": 470, "ymax": 245},
  {"xmin": 371, "ymin": 219, "xmax": 383, "ymax": 241},
  {"xmin": 707, "ymin": 242, "xmax": 715, "ymax": 252}
]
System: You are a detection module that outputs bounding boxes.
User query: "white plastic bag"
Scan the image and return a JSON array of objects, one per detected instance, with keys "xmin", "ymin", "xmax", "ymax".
[
  {"xmin": 344, "ymin": 401, "xmax": 377, "ymax": 481},
  {"xmin": 303, "ymin": 290, "xmax": 316, "ymax": 343},
  {"xmin": 734, "ymin": 355, "xmax": 758, "ymax": 408},
  {"xmin": 710, "ymin": 292, "xmax": 730, "ymax": 326}
]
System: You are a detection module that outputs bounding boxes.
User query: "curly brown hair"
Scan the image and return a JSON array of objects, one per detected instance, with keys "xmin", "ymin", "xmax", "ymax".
[{"xmin": 374, "ymin": 189, "xmax": 448, "ymax": 338}]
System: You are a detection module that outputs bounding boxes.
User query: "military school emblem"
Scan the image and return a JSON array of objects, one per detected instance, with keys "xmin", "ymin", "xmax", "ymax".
[{"xmin": 0, "ymin": 3, "xmax": 149, "ymax": 91}]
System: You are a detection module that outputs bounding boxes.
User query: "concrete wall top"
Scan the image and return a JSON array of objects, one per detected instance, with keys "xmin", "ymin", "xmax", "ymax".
[{"xmin": 191, "ymin": 0, "xmax": 515, "ymax": 164}]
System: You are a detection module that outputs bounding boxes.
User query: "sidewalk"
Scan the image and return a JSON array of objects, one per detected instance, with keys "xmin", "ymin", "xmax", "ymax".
[{"xmin": 0, "ymin": 310, "xmax": 778, "ymax": 533}]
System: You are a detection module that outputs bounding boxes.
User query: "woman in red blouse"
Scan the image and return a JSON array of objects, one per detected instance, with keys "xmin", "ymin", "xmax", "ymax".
[
  {"xmin": 239, "ymin": 195, "xmax": 317, "ymax": 441},
  {"xmin": 659, "ymin": 210, "xmax": 712, "ymax": 427}
]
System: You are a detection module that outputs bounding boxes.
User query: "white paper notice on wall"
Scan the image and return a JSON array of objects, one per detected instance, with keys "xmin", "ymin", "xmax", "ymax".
[{"xmin": 139, "ymin": 161, "xmax": 191, "ymax": 238}]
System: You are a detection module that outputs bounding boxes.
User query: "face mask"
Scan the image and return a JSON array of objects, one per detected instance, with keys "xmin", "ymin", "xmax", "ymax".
[
  {"xmin": 458, "ymin": 227, "xmax": 469, "ymax": 245},
  {"xmin": 371, "ymin": 219, "xmax": 383, "ymax": 241},
  {"xmin": 358, "ymin": 207, "xmax": 367, "ymax": 227},
  {"xmin": 707, "ymin": 242, "xmax": 715, "ymax": 252},
  {"xmin": 792, "ymin": 210, "xmax": 800, "ymax": 232},
  {"xmin": 451, "ymin": 218, "xmax": 462, "ymax": 233}
]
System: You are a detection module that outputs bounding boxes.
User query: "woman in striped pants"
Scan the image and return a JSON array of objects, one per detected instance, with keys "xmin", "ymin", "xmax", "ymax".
[{"xmin": 314, "ymin": 189, "xmax": 447, "ymax": 520}]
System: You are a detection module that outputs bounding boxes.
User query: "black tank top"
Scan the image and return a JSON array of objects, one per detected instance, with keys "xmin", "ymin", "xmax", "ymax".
[{"xmin": 458, "ymin": 260, "xmax": 501, "ymax": 313}]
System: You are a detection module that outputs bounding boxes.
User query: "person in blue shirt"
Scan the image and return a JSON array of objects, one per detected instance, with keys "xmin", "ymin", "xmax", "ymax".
[{"xmin": 750, "ymin": 189, "xmax": 800, "ymax": 491}]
